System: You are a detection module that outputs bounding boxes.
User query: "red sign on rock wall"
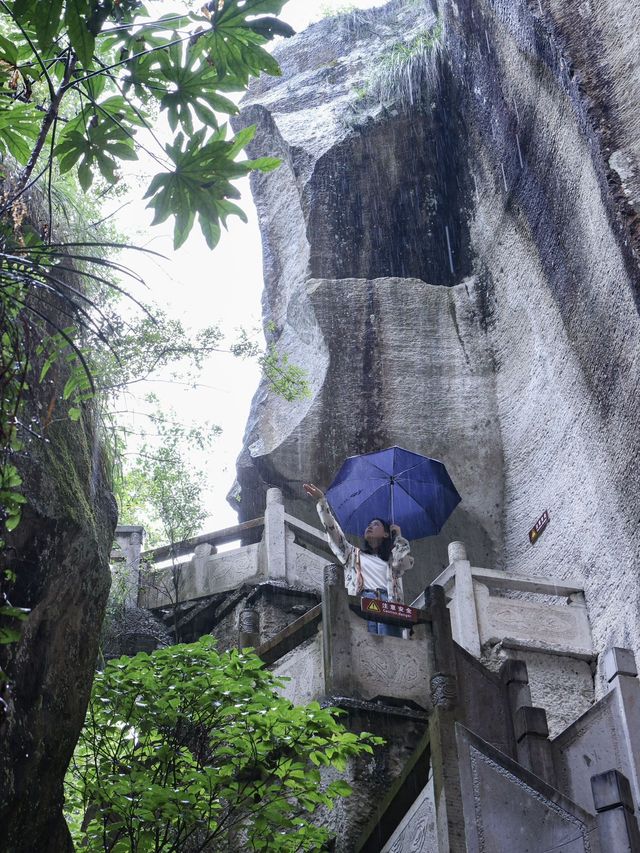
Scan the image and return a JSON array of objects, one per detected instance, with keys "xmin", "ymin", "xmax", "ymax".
[{"xmin": 529, "ymin": 510, "xmax": 550, "ymax": 544}]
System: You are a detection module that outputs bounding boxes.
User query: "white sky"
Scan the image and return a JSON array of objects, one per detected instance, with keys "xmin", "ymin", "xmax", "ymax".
[{"xmin": 116, "ymin": 0, "xmax": 387, "ymax": 535}]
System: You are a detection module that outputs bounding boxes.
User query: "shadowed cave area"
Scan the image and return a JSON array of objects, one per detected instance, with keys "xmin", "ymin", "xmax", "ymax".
[{"xmin": 307, "ymin": 62, "xmax": 473, "ymax": 286}]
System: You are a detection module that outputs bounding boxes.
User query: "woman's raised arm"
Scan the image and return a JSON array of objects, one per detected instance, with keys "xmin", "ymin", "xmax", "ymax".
[{"xmin": 304, "ymin": 483, "xmax": 354, "ymax": 566}]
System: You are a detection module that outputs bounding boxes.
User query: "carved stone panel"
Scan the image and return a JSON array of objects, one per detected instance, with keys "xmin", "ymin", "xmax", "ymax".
[
  {"xmin": 140, "ymin": 545, "xmax": 261, "ymax": 608},
  {"xmin": 271, "ymin": 632, "xmax": 324, "ymax": 706},
  {"xmin": 382, "ymin": 776, "xmax": 437, "ymax": 853},
  {"xmin": 348, "ymin": 614, "xmax": 433, "ymax": 709},
  {"xmin": 457, "ymin": 724, "xmax": 600, "ymax": 853},
  {"xmin": 285, "ymin": 540, "xmax": 327, "ymax": 593},
  {"xmin": 475, "ymin": 584, "xmax": 592, "ymax": 656}
]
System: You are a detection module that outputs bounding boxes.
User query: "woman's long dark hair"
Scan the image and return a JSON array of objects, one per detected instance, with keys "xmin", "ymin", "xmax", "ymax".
[{"xmin": 362, "ymin": 518, "xmax": 394, "ymax": 562}]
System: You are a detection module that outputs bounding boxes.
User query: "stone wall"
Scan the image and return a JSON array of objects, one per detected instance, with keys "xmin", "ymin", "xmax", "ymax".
[{"xmin": 232, "ymin": 0, "xmax": 640, "ymax": 686}]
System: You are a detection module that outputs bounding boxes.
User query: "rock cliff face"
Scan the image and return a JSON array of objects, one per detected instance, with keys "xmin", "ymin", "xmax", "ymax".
[
  {"xmin": 233, "ymin": 0, "xmax": 640, "ymax": 678},
  {"xmin": 0, "ymin": 392, "xmax": 115, "ymax": 849}
]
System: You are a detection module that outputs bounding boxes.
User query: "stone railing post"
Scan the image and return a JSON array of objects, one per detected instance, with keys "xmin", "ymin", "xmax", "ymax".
[
  {"xmin": 193, "ymin": 542, "xmax": 215, "ymax": 594},
  {"xmin": 113, "ymin": 525, "xmax": 145, "ymax": 608},
  {"xmin": 264, "ymin": 487, "xmax": 286, "ymax": 582},
  {"xmin": 602, "ymin": 647, "xmax": 640, "ymax": 808},
  {"xmin": 424, "ymin": 584, "xmax": 465, "ymax": 853},
  {"xmin": 322, "ymin": 564, "xmax": 352, "ymax": 697},
  {"xmin": 447, "ymin": 541, "xmax": 481, "ymax": 658},
  {"xmin": 515, "ymin": 706, "xmax": 556, "ymax": 785},
  {"xmin": 592, "ymin": 769, "xmax": 640, "ymax": 852},
  {"xmin": 238, "ymin": 608, "xmax": 260, "ymax": 649},
  {"xmin": 500, "ymin": 659, "xmax": 533, "ymax": 718}
]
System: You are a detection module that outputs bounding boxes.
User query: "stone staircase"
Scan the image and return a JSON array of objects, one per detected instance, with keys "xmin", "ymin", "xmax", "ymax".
[{"xmin": 112, "ymin": 494, "xmax": 640, "ymax": 852}]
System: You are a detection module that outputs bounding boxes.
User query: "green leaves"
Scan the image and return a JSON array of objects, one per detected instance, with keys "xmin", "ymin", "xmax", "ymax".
[
  {"xmin": 35, "ymin": 0, "xmax": 64, "ymax": 54},
  {"xmin": 144, "ymin": 126, "xmax": 279, "ymax": 250},
  {"xmin": 56, "ymin": 95, "xmax": 141, "ymax": 188},
  {"xmin": 155, "ymin": 40, "xmax": 238, "ymax": 133},
  {"xmin": 203, "ymin": 0, "xmax": 293, "ymax": 82},
  {"xmin": 64, "ymin": 0, "xmax": 95, "ymax": 66},
  {"xmin": 0, "ymin": 102, "xmax": 41, "ymax": 164},
  {"xmin": 0, "ymin": 0, "xmax": 291, "ymax": 249},
  {"xmin": 67, "ymin": 637, "xmax": 382, "ymax": 851},
  {"xmin": 0, "ymin": 32, "xmax": 18, "ymax": 66}
]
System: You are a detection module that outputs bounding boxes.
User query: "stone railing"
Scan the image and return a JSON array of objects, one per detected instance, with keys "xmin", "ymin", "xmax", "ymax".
[
  {"xmin": 268, "ymin": 563, "xmax": 434, "ymax": 711},
  {"xmin": 126, "ymin": 488, "xmax": 335, "ymax": 609},
  {"xmin": 413, "ymin": 541, "xmax": 593, "ymax": 660}
]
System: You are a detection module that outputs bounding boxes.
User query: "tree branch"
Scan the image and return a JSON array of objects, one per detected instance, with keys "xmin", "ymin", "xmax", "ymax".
[{"xmin": 17, "ymin": 51, "xmax": 78, "ymax": 195}]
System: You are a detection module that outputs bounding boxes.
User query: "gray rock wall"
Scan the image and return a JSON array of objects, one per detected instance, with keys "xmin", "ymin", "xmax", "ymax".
[
  {"xmin": 0, "ymin": 413, "xmax": 115, "ymax": 852},
  {"xmin": 449, "ymin": 0, "xmax": 640, "ymax": 683},
  {"xmin": 232, "ymin": 0, "xmax": 640, "ymax": 682}
]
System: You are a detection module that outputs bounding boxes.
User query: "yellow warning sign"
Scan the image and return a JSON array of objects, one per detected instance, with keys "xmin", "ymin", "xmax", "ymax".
[{"xmin": 365, "ymin": 600, "xmax": 381, "ymax": 612}]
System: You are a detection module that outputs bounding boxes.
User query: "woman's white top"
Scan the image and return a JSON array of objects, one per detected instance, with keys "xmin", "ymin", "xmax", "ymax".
[
  {"xmin": 359, "ymin": 552, "xmax": 388, "ymax": 591},
  {"xmin": 315, "ymin": 497, "xmax": 414, "ymax": 602}
]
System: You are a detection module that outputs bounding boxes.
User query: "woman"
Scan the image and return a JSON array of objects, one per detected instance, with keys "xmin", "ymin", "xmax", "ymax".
[{"xmin": 303, "ymin": 483, "xmax": 414, "ymax": 636}]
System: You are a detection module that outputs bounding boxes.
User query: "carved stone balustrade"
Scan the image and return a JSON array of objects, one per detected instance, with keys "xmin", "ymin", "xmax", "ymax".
[
  {"xmin": 137, "ymin": 488, "xmax": 332, "ymax": 609},
  {"xmin": 415, "ymin": 541, "xmax": 593, "ymax": 661},
  {"xmin": 265, "ymin": 564, "xmax": 435, "ymax": 710}
]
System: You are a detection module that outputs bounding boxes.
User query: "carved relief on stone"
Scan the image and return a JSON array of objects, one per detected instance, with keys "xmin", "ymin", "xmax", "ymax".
[
  {"xmin": 481, "ymin": 596, "xmax": 593, "ymax": 652},
  {"xmin": 468, "ymin": 745, "xmax": 592, "ymax": 852},
  {"xmin": 239, "ymin": 608, "xmax": 259, "ymax": 634},
  {"xmin": 382, "ymin": 776, "xmax": 436, "ymax": 853},
  {"xmin": 430, "ymin": 673, "xmax": 457, "ymax": 710}
]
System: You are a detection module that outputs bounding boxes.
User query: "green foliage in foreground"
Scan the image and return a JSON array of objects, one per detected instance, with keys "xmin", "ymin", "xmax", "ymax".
[
  {"xmin": 0, "ymin": 0, "xmax": 293, "ymax": 249},
  {"xmin": 66, "ymin": 637, "xmax": 383, "ymax": 852}
]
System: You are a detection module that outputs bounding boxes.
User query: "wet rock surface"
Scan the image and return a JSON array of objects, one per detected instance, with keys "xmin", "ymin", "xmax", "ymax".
[
  {"xmin": 233, "ymin": 0, "xmax": 640, "ymax": 677},
  {"xmin": 0, "ymin": 415, "xmax": 115, "ymax": 852}
]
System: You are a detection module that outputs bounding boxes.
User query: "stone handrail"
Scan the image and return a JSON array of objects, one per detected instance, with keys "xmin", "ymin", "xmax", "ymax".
[
  {"xmin": 423, "ymin": 541, "xmax": 593, "ymax": 660},
  {"xmin": 140, "ymin": 516, "xmax": 264, "ymax": 563},
  {"xmin": 283, "ymin": 512, "xmax": 329, "ymax": 547},
  {"xmin": 256, "ymin": 603, "xmax": 323, "ymax": 666},
  {"xmin": 434, "ymin": 564, "xmax": 585, "ymax": 598}
]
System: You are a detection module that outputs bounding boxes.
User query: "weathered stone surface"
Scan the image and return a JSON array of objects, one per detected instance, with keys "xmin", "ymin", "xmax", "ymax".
[
  {"xmin": 553, "ymin": 664, "xmax": 640, "ymax": 816},
  {"xmin": 382, "ymin": 776, "xmax": 437, "ymax": 853},
  {"xmin": 101, "ymin": 606, "xmax": 171, "ymax": 659},
  {"xmin": 482, "ymin": 646, "xmax": 595, "ymax": 738},
  {"xmin": 457, "ymin": 723, "xmax": 600, "ymax": 852},
  {"xmin": 0, "ymin": 414, "xmax": 116, "ymax": 852},
  {"xmin": 316, "ymin": 708, "xmax": 429, "ymax": 853},
  {"xmin": 232, "ymin": 0, "xmax": 640, "ymax": 686}
]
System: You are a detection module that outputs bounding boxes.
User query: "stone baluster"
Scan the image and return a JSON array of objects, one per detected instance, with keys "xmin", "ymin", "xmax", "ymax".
[
  {"xmin": 424, "ymin": 584, "xmax": 465, "ymax": 853},
  {"xmin": 514, "ymin": 706, "xmax": 556, "ymax": 786},
  {"xmin": 592, "ymin": 769, "xmax": 640, "ymax": 852},
  {"xmin": 500, "ymin": 658, "xmax": 532, "ymax": 759},
  {"xmin": 238, "ymin": 608, "xmax": 260, "ymax": 649},
  {"xmin": 194, "ymin": 542, "xmax": 215, "ymax": 594},
  {"xmin": 425, "ymin": 584, "xmax": 458, "ymax": 710},
  {"xmin": 500, "ymin": 658, "xmax": 532, "ymax": 717},
  {"xmin": 321, "ymin": 564, "xmax": 352, "ymax": 697},
  {"xmin": 602, "ymin": 647, "xmax": 640, "ymax": 809},
  {"xmin": 264, "ymin": 487, "xmax": 286, "ymax": 582},
  {"xmin": 447, "ymin": 541, "xmax": 481, "ymax": 658},
  {"xmin": 114, "ymin": 524, "xmax": 145, "ymax": 608}
]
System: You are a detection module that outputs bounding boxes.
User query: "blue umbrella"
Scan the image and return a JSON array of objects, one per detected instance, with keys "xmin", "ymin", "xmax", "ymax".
[{"xmin": 325, "ymin": 446, "xmax": 461, "ymax": 541}]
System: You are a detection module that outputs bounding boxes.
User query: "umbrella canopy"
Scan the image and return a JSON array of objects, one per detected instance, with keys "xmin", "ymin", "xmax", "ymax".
[{"xmin": 325, "ymin": 446, "xmax": 461, "ymax": 541}]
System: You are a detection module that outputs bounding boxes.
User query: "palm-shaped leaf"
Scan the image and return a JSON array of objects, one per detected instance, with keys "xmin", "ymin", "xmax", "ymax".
[{"xmin": 144, "ymin": 127, "xmax": 279, "ymax": 249}]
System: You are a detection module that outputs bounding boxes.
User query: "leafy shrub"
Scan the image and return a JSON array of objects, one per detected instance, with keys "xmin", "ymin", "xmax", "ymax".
[{"xmin": 66, "ymin": 636, "xmax": 383, "ymax": 852}]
